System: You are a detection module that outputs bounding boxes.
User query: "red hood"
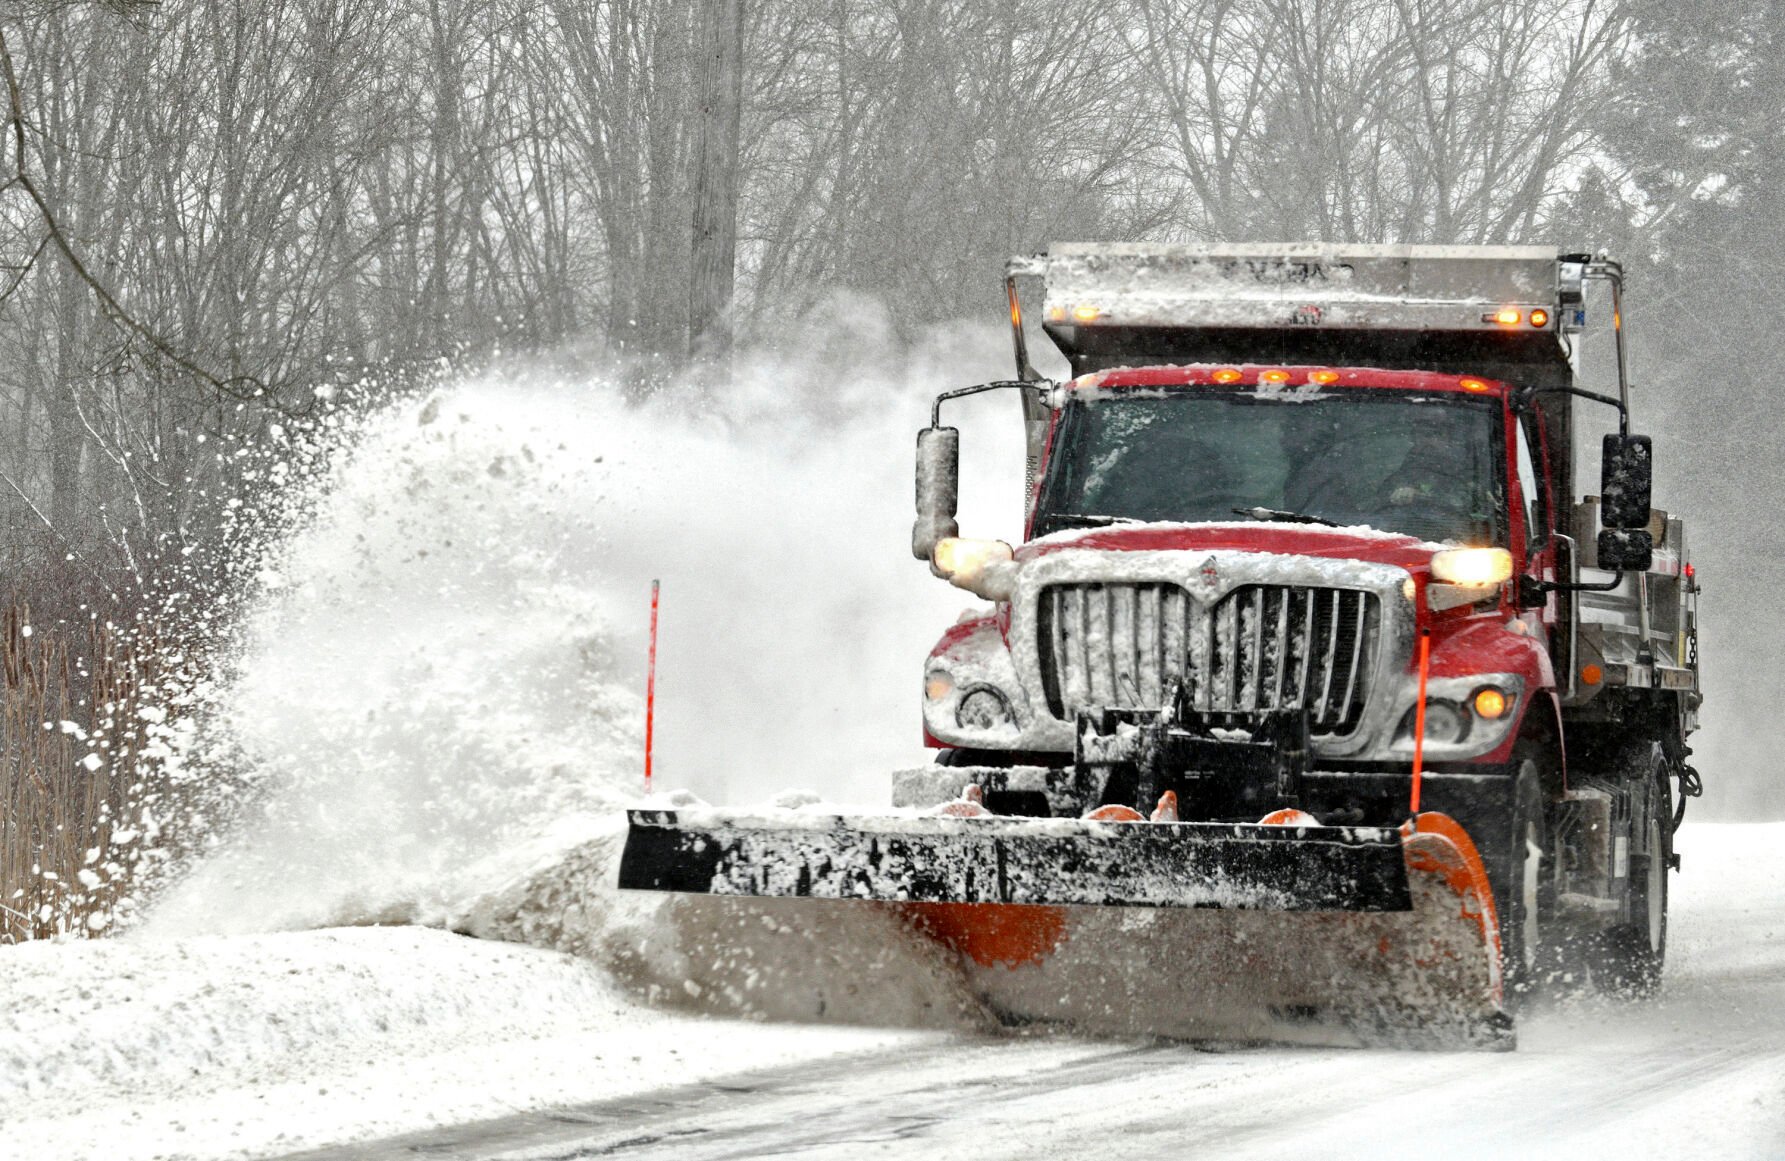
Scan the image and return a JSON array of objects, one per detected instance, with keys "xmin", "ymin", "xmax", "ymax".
[{"xmin": 1017, "ymin": 522, "xmax": 1440, "ymax": 572}]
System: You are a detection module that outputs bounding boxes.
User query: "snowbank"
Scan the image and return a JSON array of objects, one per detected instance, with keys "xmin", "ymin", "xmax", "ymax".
[{"xmin": 0, "ymin": 925, "xmax": 935, "ymax": 1159}]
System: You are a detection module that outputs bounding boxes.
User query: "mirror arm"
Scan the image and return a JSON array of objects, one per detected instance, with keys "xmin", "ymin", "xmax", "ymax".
[
  {"xmin": 930, "ymin": 380, "xmax": 1049, "ymax": 428},
  {"xmin": 1591, "ymin": 258, "xmax": 1632, "ymax": 435},
  {"xmin": 1516, "ymin": 384, "xmax": 1628, "ymax": 433},
  {"xmin": 1534, "ymin": 571, "xmax": 1626, "ymax": 594}
]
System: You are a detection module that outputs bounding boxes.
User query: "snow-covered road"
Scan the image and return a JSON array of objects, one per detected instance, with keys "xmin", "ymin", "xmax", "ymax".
[
  {"xmin": 277, "ymin": 821, "xmax": 1785, "ymax": 1161},
  {"xmin": 7, "ymin": 821, "xmax": 1782, "ymax": 1161}
]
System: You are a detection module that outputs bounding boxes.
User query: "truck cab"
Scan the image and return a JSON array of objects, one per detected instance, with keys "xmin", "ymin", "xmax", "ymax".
[{"xmin": 905, "ymin": 244, "xmax": 1702, "ymax": 993}]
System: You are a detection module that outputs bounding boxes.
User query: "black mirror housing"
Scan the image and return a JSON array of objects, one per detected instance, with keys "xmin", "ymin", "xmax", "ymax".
[
  {"xmin": 1597, "ymin": 527, "xmax": 1653, "ymax": 573},
  {"xmin": 1601, "ymin": 434, "xmax": 1652, "ymax": 529}
]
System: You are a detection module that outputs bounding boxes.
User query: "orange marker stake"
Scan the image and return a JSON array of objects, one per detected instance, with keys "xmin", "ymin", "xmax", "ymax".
[
  {"xmin": 645, "ymin": 579, "xmax": 660, "ymax": 795},
  {"xmin": 1410, "ymin": 629, "xmax": 1432, "ymax": 827}
]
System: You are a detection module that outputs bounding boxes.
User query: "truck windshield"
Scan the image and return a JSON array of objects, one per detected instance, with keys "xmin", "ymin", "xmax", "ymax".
[{"xmin": 1034, "ymin": 388, "xmax": 1506, "ymax": 545}]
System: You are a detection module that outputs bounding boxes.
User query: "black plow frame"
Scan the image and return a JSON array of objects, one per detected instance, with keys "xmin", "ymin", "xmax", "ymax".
[{"xmin": 619, "ymin": 810, "xmax": 1413, "ymax": 912}]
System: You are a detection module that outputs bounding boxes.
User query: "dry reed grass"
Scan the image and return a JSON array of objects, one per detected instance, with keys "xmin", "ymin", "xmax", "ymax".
[{"xmin": 0, "ymin": 591, "xmax": 161, "ymax": 942}]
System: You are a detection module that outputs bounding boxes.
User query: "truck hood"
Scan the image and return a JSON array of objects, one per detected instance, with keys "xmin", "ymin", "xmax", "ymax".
[{"xmin": 1018, "ymin": 521, "xmax": 1443, "ymax": 572}]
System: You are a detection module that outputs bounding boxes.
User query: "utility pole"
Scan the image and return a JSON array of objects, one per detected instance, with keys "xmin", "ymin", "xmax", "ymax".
[{"xmin": 689, "ymin": 0, "xmax": 744, "ymax": 367}]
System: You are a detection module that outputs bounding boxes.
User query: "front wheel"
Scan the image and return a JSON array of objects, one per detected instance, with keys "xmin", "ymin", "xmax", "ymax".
[{"xmin": 1502, "ymin": 753, "xmax": 1553, "ymax": 1000}]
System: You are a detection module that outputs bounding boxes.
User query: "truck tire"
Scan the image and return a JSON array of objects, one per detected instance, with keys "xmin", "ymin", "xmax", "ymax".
[
  {"xmin": 1502, "ymin": 753, "xmax": 1552, "ymax": 999},
  {"xmin": 1594, "ymin": 743, "xmax": 1671, "ymax": 998}
]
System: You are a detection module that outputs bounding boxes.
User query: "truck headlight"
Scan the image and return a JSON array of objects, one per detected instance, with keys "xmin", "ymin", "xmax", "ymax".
[
  {"xmin": 1399, "ymin": 700, "xmax": 1468, "ymax": 745},
  {"xmin": 931, "ymin": 537, "xmax": 1017, "ymax": 600},
  {"xmin": 956, "ymin": 686, "xmax": 1015, "ymax": 731},
  {"xmin": 1429, "ymin": 547, "xmax": 1512, "ymax": 586}
]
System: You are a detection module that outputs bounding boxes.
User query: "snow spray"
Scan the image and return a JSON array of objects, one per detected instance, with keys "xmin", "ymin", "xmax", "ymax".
[{"xmin": 138, "ymin": 299, "xmax": 1038, "ymax": 943}]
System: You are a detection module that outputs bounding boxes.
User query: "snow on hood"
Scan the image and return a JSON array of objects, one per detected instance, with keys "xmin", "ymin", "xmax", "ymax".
[{"xmin": 1021, "ymin": 520, "xmax": 1444, "ymax": 570}]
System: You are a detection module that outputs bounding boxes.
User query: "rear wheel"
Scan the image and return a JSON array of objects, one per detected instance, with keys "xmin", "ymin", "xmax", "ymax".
[{"xmin": 1595, "ymin": 744, "xmax": 1671, "ymax": 997}]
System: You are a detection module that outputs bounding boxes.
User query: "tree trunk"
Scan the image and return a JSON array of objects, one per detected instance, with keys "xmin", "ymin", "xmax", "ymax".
[{"xmin": 688, "ymin": 0, "xmax": 743, "ymax": 366}]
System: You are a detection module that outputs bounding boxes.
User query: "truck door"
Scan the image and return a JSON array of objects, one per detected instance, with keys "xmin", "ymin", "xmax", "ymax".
[{"xmin": 1514, "ymin": 410, "xmax": 1561, "ymax": 670}]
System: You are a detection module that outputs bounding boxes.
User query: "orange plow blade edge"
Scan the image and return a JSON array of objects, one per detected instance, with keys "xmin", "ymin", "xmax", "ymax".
[{"xmin": 619, "ymin": 808, "xmax": 1510, "ymax": 1049}]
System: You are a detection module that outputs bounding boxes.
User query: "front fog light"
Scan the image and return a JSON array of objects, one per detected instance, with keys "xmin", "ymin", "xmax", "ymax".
[
  {"xmin": 1473, "ymin": 686, "xmax": 1510, "ymax": 719},
  {"xmin": 956, "ymin": 687, "xmax": 1014, "ymax": 731},
  {"xmin": 925, "ymin": 671, "xmax": 954, "ymax": 702}
]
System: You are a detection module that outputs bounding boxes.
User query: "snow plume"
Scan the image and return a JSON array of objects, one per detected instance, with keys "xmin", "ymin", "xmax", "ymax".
[{"xmin": 139, "ymin": 301, "xmax": 1034, "ymax": 963}]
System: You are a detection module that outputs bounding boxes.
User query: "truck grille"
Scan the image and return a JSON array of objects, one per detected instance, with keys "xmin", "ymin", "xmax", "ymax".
[{"xmin": 1037, "ymin": 583, "xmax": 1379, "ymax": 735}]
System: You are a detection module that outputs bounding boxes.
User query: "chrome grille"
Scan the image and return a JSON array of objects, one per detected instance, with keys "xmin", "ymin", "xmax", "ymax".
[{"xmin": 1037, "ymin": 583, "xmax": 1379, "ymax": 734}]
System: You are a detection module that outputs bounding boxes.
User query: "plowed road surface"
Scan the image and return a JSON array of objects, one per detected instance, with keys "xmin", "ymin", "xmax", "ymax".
[{"xmin": 290, "ymin": 823, "xmax": 1785, "ymax": 1161}]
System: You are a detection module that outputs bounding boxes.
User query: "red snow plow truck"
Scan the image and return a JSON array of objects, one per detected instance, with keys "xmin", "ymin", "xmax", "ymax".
[{"xmin": 621, "ymin": 244, "xmax": 1704, "ymax": 1049}]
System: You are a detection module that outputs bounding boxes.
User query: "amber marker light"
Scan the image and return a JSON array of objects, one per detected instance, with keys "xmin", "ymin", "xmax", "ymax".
[
  {"xmin": 1071, "ymin": 304, "xmax": 1102, "ymax": 323},
  {"xmin": 1581, "ymin": 664, "xmax": 1604, "ymax": 686},
  {"xmin": 1211, "ymin": 367, "xmax": 1243, "ymax": 383},
  {"xmin": 1459, "ymin": 377, "xmax": 1491, "ymax": 393},
  {"xmin": 1046, "ymin": 305, "xmax": 1066, "ymax": 323},
  {"xmin": 1473, "ymin": 687, "xmax": 1509, "ymax": 719},
  {"xmin": 1309, "ymin": 369, "xmax": 1341, "ymax": 385},
  {"xmin": 1491, "ymin": 308, "xmax": 1522, "ymax": 326},
  {"xmin": 1260, "ymin": 369, "xmax": 1292, "ymax": 384},
  {"xmin": 1529, "ymin": 308, "xmax": 1550, "ymax": 327}
]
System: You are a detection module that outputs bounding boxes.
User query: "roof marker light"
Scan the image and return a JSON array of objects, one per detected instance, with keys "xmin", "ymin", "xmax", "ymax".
[
  {"xmin": 1309, "ymin": 369, "xmax": 1341, "ymax": 385},
  {"xmin": 1260, "ymin": 369, "xmax": 1292, "ymax": 384},
  {"xmin": 1529, "ymin": 308, "xmax": 1550, "ymax": 328},
  {"xmin": 1070, "ymin": 304, "xmax": 1102, "ymax": 323},
  {"xmin": 1211, "ymin": 367, "xmax": 1243, "ymax": 384},
  {"xmin": 1459, "ymin": 377, "xmax": 1491, "ymax": 393}
]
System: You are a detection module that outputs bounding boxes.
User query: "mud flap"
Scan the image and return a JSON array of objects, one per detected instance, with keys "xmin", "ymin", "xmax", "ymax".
[{"xmin": 618, "ymin": 808, "xmax": 1508, "ymax": 1049}]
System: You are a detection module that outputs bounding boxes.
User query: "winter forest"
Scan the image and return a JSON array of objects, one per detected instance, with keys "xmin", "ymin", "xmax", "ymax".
[{"xmin": 0, "ymin": 0, "xmax": 1777, "ymax": 942}]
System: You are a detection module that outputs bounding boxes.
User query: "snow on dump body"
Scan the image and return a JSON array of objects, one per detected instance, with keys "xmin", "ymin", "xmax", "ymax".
[{"xmin": 1032, "ymin": 242, "xmax": 1564, "ymax": 331}]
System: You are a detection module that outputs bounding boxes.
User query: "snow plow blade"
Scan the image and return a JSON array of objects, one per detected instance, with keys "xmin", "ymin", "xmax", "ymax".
[
  {"xmin": 619, "ymin": 809, "xmax": 1410, "ymax": 911},
  {"xmin": 619, "ymin": 809, "xmax": 1508, "ymax": 1050}
]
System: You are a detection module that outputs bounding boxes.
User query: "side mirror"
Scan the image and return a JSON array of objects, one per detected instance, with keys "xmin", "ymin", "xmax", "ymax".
[
  {"xmin": 1600, "ymin": 434, "xmax": 1652, "ymax": 529},
  {"xmin": 1598, "ymin": 528, "xmax": 1653, "ymax": 573},
  {"xmin": 912, "ymin": 426, "xmax": 960, "ymax": 560}
]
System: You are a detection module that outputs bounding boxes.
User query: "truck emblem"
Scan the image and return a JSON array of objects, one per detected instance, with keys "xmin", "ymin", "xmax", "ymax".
[
  {"xmin": 1291, "ymin": 304, "xmax": 1323, "ymax": 326},
  {"xmin": 1199, "ymin": 555, "xmax": 1220, "ymax": 587}
]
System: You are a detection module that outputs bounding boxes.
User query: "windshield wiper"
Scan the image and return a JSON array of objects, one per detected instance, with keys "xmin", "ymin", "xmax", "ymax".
[
  {"xmin": 1049, "ymin": 513, "xmax": 1142, "ymax": 529},
  {"xmin": 1232, "ymin": 506, "xmax": 1341, "ymax": 528}
]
